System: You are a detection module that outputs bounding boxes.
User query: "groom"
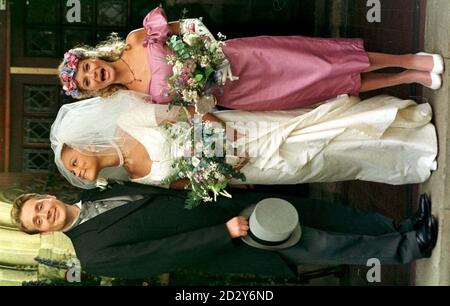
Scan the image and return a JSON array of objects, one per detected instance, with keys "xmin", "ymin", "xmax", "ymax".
[{"xmin": 11, "ymin": 181, "xmax": 437, "ymax": 279}]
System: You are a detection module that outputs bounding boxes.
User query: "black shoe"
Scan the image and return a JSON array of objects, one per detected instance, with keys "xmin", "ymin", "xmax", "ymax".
[
  {"xmin": 416, "ymin": 215, "xmax": 438, "ymax": 257},
  {"xmin": 408, "ymin": 193, "xmax": 432, "ymax": 230}
]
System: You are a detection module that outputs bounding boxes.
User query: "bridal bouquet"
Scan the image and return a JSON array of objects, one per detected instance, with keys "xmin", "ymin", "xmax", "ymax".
[
  {"xmin": 165, "ymin": 27, "xmax": 228, "ymax": 114},
  {"xmin": 161, "ymin": 115, "xmax": 246, "ymax": 209}
]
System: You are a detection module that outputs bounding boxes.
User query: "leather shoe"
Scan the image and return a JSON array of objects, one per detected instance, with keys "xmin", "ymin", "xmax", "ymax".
[
  {"xmin": 416, "ymin": 215, "xmax": 438, "ymax": 257},
  {"xmin": 403, "ymin": 193, "xmax": 432, "ymax": 230}
]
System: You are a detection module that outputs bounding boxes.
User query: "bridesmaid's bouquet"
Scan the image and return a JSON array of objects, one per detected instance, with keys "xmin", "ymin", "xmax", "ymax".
[
  {"xmin": 165, "ymin": 28, "xmax": 228, "ymax": 114},
  {"xmin": 161, "ymin": 114, "xmax": 246, "ymax": 209}
]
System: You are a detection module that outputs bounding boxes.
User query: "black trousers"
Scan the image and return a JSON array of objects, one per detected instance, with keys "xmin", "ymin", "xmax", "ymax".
[{"xmin": 274, "ymin": 197, "xmax": 421, "ymax": 265}]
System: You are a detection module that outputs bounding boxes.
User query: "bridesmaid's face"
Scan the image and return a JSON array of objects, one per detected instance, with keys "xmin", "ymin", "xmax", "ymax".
[
  {"xmin": 61, "ymin": 145, "xmax": 101, "ymax": 181},
  {"xmin": 75, "ymin": 58, "xmax": 115, "ymax": 93}
]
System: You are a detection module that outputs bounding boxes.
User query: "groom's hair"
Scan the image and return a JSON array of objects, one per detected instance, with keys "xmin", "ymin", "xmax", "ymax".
[{"xmin": 11, "ymin": 193, "xmax": 46, "ymax": 235}]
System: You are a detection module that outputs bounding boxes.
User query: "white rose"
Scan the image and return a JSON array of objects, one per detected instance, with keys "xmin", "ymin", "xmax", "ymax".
[
  {"xmin": 200, "ymin": 55, "xmax": 211, "ymax": 68},
  {"xmin": 191, "ymin": 156, "xmax": 201, "ymax": 167},
  {"xmin": 214, "ymin": 173, "xmax": 226, "ymax": 182},
  {"xmin": 183, "ymin": 33, "xmax": 199, "ymax": 46},
  {"xmin": 172, "ymin": 61, "xmax": 184, "ymax": 76},
  {"xmin": 182, "ymin": 90, "xmax": 199, "ymax": 103}
]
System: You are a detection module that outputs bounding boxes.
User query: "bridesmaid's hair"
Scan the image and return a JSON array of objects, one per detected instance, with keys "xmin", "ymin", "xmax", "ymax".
[{"xmin": 58, "ymin": 32, "xmax": 128, "ymax": 99}]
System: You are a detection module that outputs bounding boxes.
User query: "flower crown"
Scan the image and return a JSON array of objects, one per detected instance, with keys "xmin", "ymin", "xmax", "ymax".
[{"xmin": 60, "ymin": 50, "xmax": 81, "ymax": 97}]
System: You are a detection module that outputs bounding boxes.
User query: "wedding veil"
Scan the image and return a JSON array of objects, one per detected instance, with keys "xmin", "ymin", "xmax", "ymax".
[{"xmin": 50, "ymin": 90, "xmax": 155, "ymax": 189}]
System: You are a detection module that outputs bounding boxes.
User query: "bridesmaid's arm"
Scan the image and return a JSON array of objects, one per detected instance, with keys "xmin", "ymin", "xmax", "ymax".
[
  {"xmin": 125, "ymin": 28, "xmax": 146, "ymax": 45},
  {"xmin": 168, "ymin": 21, "xmax": 181, "ymax": 35}
]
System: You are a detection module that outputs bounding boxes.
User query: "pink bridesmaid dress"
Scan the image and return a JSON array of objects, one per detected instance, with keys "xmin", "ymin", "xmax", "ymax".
[{"xmin": 143, "ymin": 7, "xmax": 370, "ymax": 110}]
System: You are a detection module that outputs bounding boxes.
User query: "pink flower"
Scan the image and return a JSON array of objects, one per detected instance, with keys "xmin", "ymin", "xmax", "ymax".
[
  {"xmin": 64, "ymin": 52, "xmax": 79, "ymax": 70},
  {"xmin": 68, "ymin": 80, "xmax": 77, "ymax": 90},
  {"xmin": 60, "ymin": 49, "xmax": 81, "ymax": 97},
  {"xmin": 186, "ymin": 22, "xmax": 196, "ymax": 32},
  {"xmin": 182, "ymin": 73, "xmax": 190, "ymax": 82},
  {"xmin": 194, "ymin": 172, "xmax": 203, "ymax": 183}
]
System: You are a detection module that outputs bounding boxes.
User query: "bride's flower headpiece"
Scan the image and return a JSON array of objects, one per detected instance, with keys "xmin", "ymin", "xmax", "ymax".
[{"xmin": 60, "ymin": 50, "xmax": 81, "ymax": 98}]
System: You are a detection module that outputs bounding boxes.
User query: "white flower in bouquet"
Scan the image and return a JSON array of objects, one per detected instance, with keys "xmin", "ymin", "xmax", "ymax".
[
  {"xmin": 172, "ymin": 124, "xmax": 185, "ymax": 136},
  {"xmin": 172, "ymin": 61, "xmax": 184, "ymax": 76},
  {"xmin": 181, "ymin": 89, "xmax": 199, "ymax": 103},
  {"xmin": 191, "ymin": 156, "xmax": 201, "ymax": 167},
  {"xmin": 183, "ymin": 33, "xmax": 200, "ymax": 46},
  {"xmin": 217, "ymin": 32, "xmax": 227, "ymax": 40},
  {"xmin": 202, "ymin": 196, "xmax": 213, "ymax": 202},
  {"xmin": 166, "ymin": 55, "xmax": 177, "ymax": 65},
  {"xmin": 187, "ymin": 78, "xmax": 197, "ymax": 87},
  {"xmin": 214, "ymin": 172, "xmax": 227, "ymax": 182},
  {"xmin": 209, "ymin": 162, "xmax": 218, "ymax": 171},
  {"xmin": 200, "ymin": 55, "xmax": 211, "ymax": 68}
]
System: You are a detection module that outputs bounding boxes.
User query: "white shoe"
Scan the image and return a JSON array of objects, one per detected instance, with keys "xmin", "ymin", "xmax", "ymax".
[
  {"xmin": 426, "ymin": 72, "xmax": 442, "ymax": 90},
  {"xmin": 416, "ymin": 52, "xmax": 444, "ymax": 74},
  {"xmin": 431, "ymin": 161, "xmax": 437, "ymax": 171}
]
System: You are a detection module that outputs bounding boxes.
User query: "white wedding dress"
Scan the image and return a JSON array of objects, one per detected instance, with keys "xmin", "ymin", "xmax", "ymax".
[{"xmin": 116, "ymin": 94, "xmax": 437, "ymax": 186}]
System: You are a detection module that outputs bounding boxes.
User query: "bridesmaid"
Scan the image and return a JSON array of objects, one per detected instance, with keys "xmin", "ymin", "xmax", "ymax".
[{"xmin": 58, "ymin": 6, "xmax": 444, "ymax": 110}]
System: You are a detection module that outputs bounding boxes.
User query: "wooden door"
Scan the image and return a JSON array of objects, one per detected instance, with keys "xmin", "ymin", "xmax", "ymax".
[{"xmin": 9, "ymin": 0, "xmax": 140, "ymax": 173}]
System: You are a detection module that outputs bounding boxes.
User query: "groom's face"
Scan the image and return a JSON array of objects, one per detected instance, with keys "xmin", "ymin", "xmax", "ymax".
[
  {"xmin": 20, "ymin": 195, "xmax": 68, "ymax": 233},
  {"xmin": 61, "ymin": 146, "xmax": 100, "ymax": 181}
]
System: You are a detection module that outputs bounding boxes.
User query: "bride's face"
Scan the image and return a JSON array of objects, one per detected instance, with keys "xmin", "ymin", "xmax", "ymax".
[
  {"xmin": 75, "ymin": 58, "xmax": 116, "ymax": 93},
  {"xmin": 61, "ymin": 145, "xmax": 101, "ymax": 181}
]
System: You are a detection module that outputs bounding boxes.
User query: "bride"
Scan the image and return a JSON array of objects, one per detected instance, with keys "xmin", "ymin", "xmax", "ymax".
[{"xmin": 50, "ymin": 90, "xmax": 437, "ymax": 189}]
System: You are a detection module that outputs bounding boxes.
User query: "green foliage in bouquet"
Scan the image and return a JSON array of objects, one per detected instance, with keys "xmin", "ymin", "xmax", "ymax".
[
  {"xmin": 161, "ymin": 113, "xmax": 246, "ymax": 209},
  {"xmin": 165, "ymin": 26, "xmax": 227, "ymax": 112}
]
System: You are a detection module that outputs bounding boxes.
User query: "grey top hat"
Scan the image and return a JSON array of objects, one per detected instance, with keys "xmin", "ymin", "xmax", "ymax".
[{"xmin": 240, "ymin": 198, "xmax": 302, "ymax": 250}]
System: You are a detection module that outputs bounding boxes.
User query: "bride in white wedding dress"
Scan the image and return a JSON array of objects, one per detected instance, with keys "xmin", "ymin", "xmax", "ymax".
[{"xmin": 50, "ymin": 90, "xmax": 437, "ymax": 189}]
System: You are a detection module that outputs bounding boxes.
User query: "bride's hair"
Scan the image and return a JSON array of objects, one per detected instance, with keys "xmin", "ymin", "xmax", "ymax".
[{"xmin": 58, "ymin": 32, "xmax": 129, "ymax": 99}]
